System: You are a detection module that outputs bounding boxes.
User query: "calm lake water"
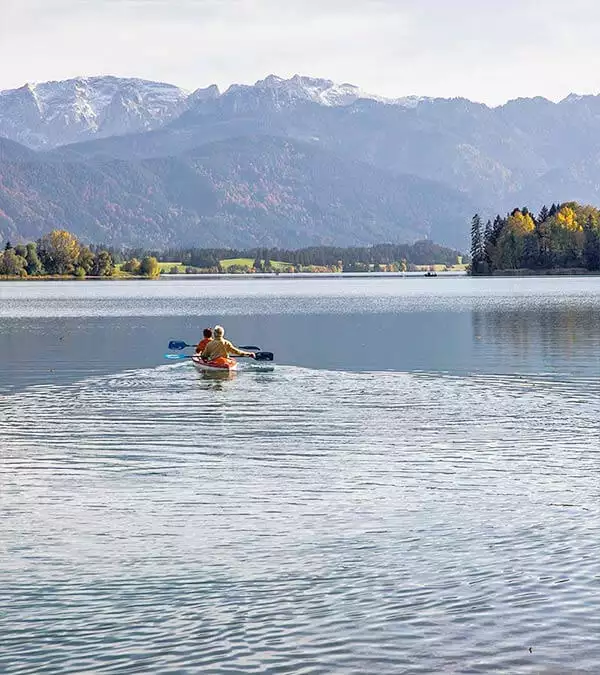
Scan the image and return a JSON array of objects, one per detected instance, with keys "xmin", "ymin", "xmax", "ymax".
[{"xmin": 1, "ymin": 276, "xmax": 600, "ymax": 674}]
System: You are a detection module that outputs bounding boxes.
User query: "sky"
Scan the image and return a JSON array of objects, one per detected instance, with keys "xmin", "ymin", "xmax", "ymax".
[{"xmin": 2, "ymin": 0, "xmax": 600, "ymax": 105}]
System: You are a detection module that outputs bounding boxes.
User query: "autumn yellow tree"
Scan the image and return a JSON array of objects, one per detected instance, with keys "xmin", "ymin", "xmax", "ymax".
[
  {"xmin": 122, "ymin": 258, "xmax": 142, "ymax": 275},
  {"xmin": 38, "ymin": 230, "xmax": 81, "ymax": 275},
  {"xmin": 556, "ymin": 205, "xmax": 581, "ymax": 232},
  {"xmin": 139, "ymin": 256, "xmax": 161, "ymax": 279},
  {"xmin": 507, "ymin": 209, "xmax": 535, "ymax": 235}
]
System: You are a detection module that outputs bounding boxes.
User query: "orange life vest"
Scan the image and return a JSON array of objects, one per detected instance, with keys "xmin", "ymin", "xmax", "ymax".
[{"xmin": 195, "ymin": 337, "xmax": 212, "ymax": 353}]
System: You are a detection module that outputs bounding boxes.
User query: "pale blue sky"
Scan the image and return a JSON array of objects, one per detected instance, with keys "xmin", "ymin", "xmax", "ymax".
[{"xmin": 2, "ymin": 0, "xmax": 600, "ymax": 104}]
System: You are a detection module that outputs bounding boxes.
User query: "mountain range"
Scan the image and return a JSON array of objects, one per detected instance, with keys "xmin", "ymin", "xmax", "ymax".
[{"xmin": 2, "ymin": 73, "xmax": 600, "ymax": 249}]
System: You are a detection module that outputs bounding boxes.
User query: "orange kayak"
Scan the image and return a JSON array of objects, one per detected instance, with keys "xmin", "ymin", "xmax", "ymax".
[{"xmin": 191, "ymin": 355, "xmax": 238, "ymax": 373}]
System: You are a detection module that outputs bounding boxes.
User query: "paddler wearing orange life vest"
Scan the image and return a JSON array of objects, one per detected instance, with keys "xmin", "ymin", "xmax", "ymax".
[
  {"xmin": 200, "ymin": 325, "xmax": 255, "ymax": 365},
  {"xmin": 195, "ymin": 328, "xmax": 213, "ymax": 354}
]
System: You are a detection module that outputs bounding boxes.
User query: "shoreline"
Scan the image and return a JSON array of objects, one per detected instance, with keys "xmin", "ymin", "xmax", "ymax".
[
  {"xmin": 5, "ymin": 269, "xmax": 600, "ymax": 281},
  {"xmin": 479, "ymin": 268, "xmax": 600, "ymax": 277},
  {"xmin": 0, "ymin": 271, "xmax": 469, "ymax": 282},
  {"xmin": 0, "ymin": 274, "xmax": 152, "ymax": 282}
]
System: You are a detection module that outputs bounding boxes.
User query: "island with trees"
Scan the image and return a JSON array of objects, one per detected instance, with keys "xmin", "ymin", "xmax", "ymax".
[{"xmin": 470, "ymin": 202, "xmax": 600, "ymax": 275}]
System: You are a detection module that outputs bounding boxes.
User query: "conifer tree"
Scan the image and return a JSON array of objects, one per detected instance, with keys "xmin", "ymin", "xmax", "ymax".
[
  {"xmin": 483, "ymin": 219, "xmax": 493, "ymax": 271},
  {"xmin": 470, "ymin": 214, "xmax": 484, "ymax": 275},
  {"xmin": 522, "ymin": 234, "xmax": 539, "ymax": 269},
  {"xmin": 492, "ymin": 215, "xmax": 505, "ymax": 242},
  {"xmin": 583, "ymin": 215, "xmax": 600, "ymax": 271}
]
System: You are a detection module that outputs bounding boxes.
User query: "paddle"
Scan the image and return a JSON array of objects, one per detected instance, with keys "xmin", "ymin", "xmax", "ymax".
[
  {"xmin": 165, "ymin": 351, "xmax": 274, "ymax": 362},
  {"xmin": 168, "ymin": 340, "xmax": 261, "ymax": 351}
]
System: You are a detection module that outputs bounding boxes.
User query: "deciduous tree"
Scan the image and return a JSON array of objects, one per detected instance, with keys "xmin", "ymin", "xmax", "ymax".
[
  {"xmin": 92, "ymin": 250, "xmax": 114, "ymax": 277},
  {"xmin": 139, "ymin": 256, "xmax": 160, "ymax": 278},
  {"xmin": 122, "ymin": 258, "xmax": 142, "ymax": 275},
  {"xmin": 0, "ymin": 249, "xmax": 27, "ymax": 276},
  {"xmin": 77, "ymin": 246, "xmax": 95, "ymax": 276},
  {"xmin": 38, "ymin": 230, "xmax": 81, "ymax": 275},
  {"xmin": 25, "ymin": 243, "xmax": 43, "ymax": 276}
]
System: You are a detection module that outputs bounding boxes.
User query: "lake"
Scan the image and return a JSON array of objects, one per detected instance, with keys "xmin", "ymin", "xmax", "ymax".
[{"xmin": 1, "ymin": 276, "xmax": 600, "ymax": 674}]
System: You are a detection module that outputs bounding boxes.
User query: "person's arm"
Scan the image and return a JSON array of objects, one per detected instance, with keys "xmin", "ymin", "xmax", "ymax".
[{"xmin": 224, "ymin": 340, "xmax": 254, "ymax": 357}]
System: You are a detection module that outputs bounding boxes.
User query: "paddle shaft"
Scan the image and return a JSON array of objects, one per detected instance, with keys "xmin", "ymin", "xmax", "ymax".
[
  {"xmin": 168, "ymin": 340, "xmax": 260, "ymax": 351},
  {"xmin": 165, "ymin": 351, "xmax": 274, "ymax": 362}
]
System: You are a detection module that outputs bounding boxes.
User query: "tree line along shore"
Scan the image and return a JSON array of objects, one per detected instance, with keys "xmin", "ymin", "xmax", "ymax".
[
  {"xmin": 5, "ymin": 201, "xmax": 599, "ymax": 280},
  {"xmin": 0, "ymin": 230, "xmax": 161, "ymax": 279},
  {"xmin": 470, "ymin": 202, "xmax": 600, "ymax": 275},
  {"xmin": 0, "ymin": 231, "xmax": 464, "ymax": 279}
]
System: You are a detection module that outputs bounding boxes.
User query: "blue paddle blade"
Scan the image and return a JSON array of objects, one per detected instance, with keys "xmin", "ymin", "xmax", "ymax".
[
  {"xmin": 168, "ymin": 341, "xmax": 189, "ymax": 350},
  {"xmin": 164, "ymin": 353, "xmax": 192, "ymax": 360},
  {"xmin": 254, "ymin": 351, "xmax": 274, "ymax": 361}
]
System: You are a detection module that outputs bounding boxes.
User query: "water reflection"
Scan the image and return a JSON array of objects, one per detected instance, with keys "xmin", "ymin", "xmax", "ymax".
[
  {"xmin": 472, "ymin": 308, "xmax": 600, "ymax": 376},
  {"xmin": 196, "ymin": 369, "xmax": 237, "ymax": 383}
]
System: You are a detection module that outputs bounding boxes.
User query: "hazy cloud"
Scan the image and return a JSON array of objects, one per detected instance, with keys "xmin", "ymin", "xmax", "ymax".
[{"xmin": 2, "ymin": 0, "xmax": 600, "ymax": 104}]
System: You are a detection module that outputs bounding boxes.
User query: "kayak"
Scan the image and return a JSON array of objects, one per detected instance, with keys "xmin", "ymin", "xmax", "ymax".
[{"xmin": 192, "ymin": 355, "xmax": 238, "ymax": 373}]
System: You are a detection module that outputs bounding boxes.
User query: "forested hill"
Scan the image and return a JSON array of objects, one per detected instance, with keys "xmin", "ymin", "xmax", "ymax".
[{"xmin": 0, "ymin": 136, "xmax": 474, "ymax": 249}]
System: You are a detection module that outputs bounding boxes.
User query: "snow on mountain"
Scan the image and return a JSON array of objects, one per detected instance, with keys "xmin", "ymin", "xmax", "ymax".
[
  {"xmin": 393, "ymin": 95, "xmax": 436, "ymax": 108},
  {"xmin": 258, "ymin": 74, "xmax": 385, "ymax": 106},
  {"xmin": 0, "ymin": 76, "xmax": 189, "ymax": 149},
  {"xmin": 229, "ymin": 75, "xmax": 439, "ymax": 108},
  {"xmin": 220, "ymin": 74, "xmax": 393, "ymax": 110},
  {"xmin": 188, "ymin": 84, "xmax": 221, "ymax": 105},
  {"xmin": 0, "ymin": 73, "xmax": 437, "ymax": 149}
]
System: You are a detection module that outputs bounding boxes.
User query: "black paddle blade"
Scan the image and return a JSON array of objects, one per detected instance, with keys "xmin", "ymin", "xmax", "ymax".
[
  {"xmin": 168, "ymin": 340, "xmax": 189, "ymax": 350},
  {"xmin": 254, "ymin": 351, "xmax": 274, "ymax": 361},
  {"xmin": 241, "ymin": 345, "xmax": 261, "ymax": 352}
]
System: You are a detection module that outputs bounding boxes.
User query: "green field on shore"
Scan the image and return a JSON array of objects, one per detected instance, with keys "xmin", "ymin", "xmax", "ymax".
[
  {"xmin": 219, "ymin": 258, "xmax": 290, "ymax": 271},
  {"xmin": 154, "ymin": 259, "xmax": 290, "ymax": 273},
  {"xmin": 157, "ymin": 262, "xmax": 187, "ymax": 273}
]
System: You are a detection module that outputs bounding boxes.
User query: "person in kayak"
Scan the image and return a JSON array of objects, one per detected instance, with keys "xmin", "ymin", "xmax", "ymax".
[
  {"xmin": 200, "ymin": 325, "xmax": 255, "ymax": 362},
  {"xmin": 195, "ymin": 328, "xmax": 213, "ymax": 354}
]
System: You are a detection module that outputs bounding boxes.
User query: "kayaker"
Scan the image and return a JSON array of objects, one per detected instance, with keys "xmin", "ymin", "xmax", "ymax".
[
  {"xmin": 195, "ymin": 328, "xmax": 213, "ymax": 354},
  {"xmin": 200, "ymin": 325, "xmax": 255, "ymax": 361}
]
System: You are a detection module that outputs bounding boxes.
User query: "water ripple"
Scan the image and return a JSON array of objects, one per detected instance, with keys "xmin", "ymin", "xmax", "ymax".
[{"xmin": 1, "ymin": 364, "xmax": 600, "ymax": 673}]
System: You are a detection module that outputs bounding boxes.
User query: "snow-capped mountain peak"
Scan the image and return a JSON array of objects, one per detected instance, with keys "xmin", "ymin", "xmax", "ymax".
[
  {"xmin": 0, "ymin": 73, "xmax": 436, "ymax": 149},
  {"xmin": 223, "ymin": 74, "xmax": 391, "ymax": 108},
  {"xmin": 0, "ymin": 76, "xmax": 189, "ymax": 149},
  {"xmin": 189, "ymin": 84, "xmax": 220, "ymax": 104}
]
